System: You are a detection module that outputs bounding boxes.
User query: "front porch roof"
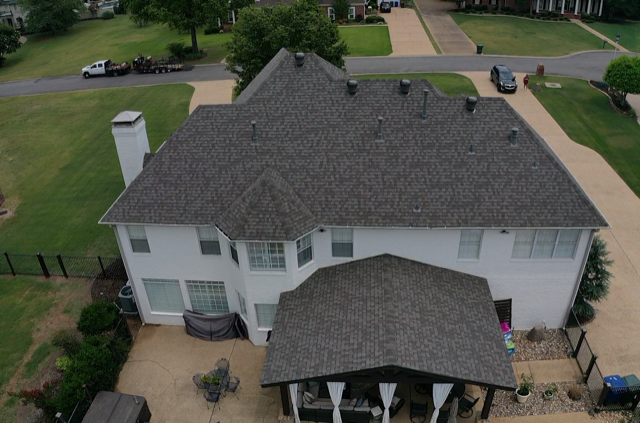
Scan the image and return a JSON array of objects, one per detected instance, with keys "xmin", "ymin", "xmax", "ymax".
[{"xmin": 260, "ymin": 254, "xmax": 517, "ymax": 391}]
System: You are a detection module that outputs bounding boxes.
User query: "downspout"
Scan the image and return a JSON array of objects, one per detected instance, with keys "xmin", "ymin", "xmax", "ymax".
[{"xmin": 562, "ymin": 229, "xmax": 595, "ymax": 329}]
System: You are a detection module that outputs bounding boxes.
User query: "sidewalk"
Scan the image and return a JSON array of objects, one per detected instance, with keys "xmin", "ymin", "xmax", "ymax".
[
  {"xmin": 385, "ymin": 8, "xmax": 437, "ymax": 56},
  {"xmin": 187, "ymin": 80, "xmax": 235, "ymax": 113},
  {"xmin": 570, "ymin": 20, "xmax": 629, "ymax": 53},
  {"xmin": 513, "ymin": 359, "xmax": 583, "ymax": 384}
]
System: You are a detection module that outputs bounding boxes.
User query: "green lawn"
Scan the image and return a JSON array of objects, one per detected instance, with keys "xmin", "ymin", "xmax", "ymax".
[
  {"xmin": 0, "ymin": 16, "xmax": 231, "ymax": 82},
  {"xmin": 531, "ymin": 76, "xmax": 640, "ymax": 197},
  {"xmin": 587, "ymin": 21, "xmax": 640, "ymax": 52},
  {"xmin": 449, "ymin": 14, "xmax": 614, "ymax": 56},
  {"xmin": 355, "ymin": 73, "xmax": 480, "ymax": 97},
  {"xmin": 338, "ymin": 26, "xmax": 392, "ymax": 56},
  {"xmin": 0, "ymin": 84, "xmax": 193, "ymax": 255}
]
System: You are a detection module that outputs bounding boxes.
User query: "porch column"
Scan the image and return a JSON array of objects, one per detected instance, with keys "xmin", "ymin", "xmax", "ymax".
[
  {"xmin": 598, "ymin": 0, "xmax": 603, "ymax": 15},
  {"xmin": 280, "ymin": 384, "xmax": 290, "ymax": 416},
  {"xmin": 480, "ymin": 388, "xmax": 496, "ymax": 420},
  {"xmin": 561, "ymin": 0, "xmax": 565, "ymax": 14},
  {"xmin": 587, "ymin": 0, "xmax": 592, "ymax": 13},
  {"xmin": 548, "ymin": 0, "xmax": 553, "ymax": 11},
  {"xmin": 574, "ymin": 0, "xmax": 579, "ymax": 14},
  {"xmin": 536, "ymin": 0, "xmax": 540, "ymax": 13}
]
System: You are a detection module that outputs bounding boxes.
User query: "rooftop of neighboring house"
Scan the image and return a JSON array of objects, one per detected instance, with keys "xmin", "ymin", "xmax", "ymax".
[
  {"xmin": 256, "ymin": 0, "xmax": 366, "ymax": 6},
  {"xmin": 100, "ymin": 48, "xmax": 608, "ymax": 241}
]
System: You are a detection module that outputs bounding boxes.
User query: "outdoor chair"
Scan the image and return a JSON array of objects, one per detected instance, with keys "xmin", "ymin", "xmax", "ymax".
[
  {"xmin": 457, "ymin": 394, "xmax": 479, "ymax": 418},
  {"xmin": 214, "ymin": 358, "xmax": 230, "ymax": 374},
  {"xmin": 204, "ymin": 388, "xmax": 222, "ymax": 411},
  {"xmin": 226, "ymin": 376, "xmax": 241, "ymax": 399},
  {"xmin": 410, "ymin": 399, "xmax": 428, "ymax": 423},
  {"xmin": 192, "ymin": 373, "xmax": 207, "ymax": 395}
]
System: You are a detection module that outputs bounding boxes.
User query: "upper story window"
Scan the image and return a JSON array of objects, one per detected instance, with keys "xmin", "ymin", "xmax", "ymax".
[
  {"xmin": 255, "ymin": 303, "xmax": 278, "ymax": 328},
  {"xmin": 458, "ymin": 230, "xmax": 483, "ymax": 259},
  {"xmin": 247, "ymin": 242, "xmax": 286, "ymax": 271},
  {"xmin": 237, "ymin": 291, "xmax": 248, "ymax": 318},
  {"xmin": 332, "ymin": 229, "xmax": 353, "ymax": 258},
  {"xmin": 512, "ymin": 229, "xmax": 580, "ymax": 259},
  {"xmin": 230, "ymin": 242, "xmax": 239, "ymax": 265},
  {"xmin": 296, "ymin": 234, "xmax": 313, "ymax": 268},
  {"xmin": 127, "ymin": 225, "xmax": 150, "ymax": 253},
  {"xmin": 197, "ymin": 227, "xmax": 221, "ymax": 255}
]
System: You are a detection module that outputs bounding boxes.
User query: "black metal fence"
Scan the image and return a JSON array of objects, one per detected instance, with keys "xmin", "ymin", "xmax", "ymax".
[{"xmin": 1, "ymin": 252, "xmax": 127, "ymax": 280}]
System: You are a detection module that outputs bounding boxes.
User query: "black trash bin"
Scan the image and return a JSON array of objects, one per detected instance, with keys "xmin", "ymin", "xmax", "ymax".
[
  {"xmin": 119, "ymin": 285, "xmax": 138, "ymax": 315},
  {"xmin": 476, "ymin": 44, "xmax": 483, "ymax": 54}
]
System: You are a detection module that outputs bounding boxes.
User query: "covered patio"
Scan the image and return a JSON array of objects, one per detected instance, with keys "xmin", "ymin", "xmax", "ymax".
[{"xmin": 261, "ymin": 254, "xmax": 518, "ymax": 422}]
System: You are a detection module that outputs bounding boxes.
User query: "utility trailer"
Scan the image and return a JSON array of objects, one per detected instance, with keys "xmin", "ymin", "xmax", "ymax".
[{"xmin": 131, "ymin": 55, "xmax": 182, "ymax": 74}]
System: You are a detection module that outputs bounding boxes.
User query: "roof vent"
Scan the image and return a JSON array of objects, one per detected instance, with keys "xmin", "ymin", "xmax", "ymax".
[
  {"xmin": 376, "ymin": 116, "xmax": 384, "ymax": 142},
  {"xmin": 466, "ymin": 96, "xmax": 478, "ymax": 112},
  {"xmin": 532, "ymin": 161, "xmax": 539, "ymax": 169},
  {"xmin": 413, "ymin": 204, "xmax": 421, "ymax": 213},
  {"xmin": 510, "ymin": 127, "xmax": 519, "ymax": 146},
  {"xmin": 294, "ymin": 52, "xmax": 305, "ymax": 67},
  {"xmin": 347, "ymin": 80, "xmax": 358, "ymax": 95},
  {"xmin": 251, "ymin": 120, "xmax": 258, "ymax": 144},
  {"xmin": 422, "ymin": 89, "xmax": 429, "ymax": 121},
  {"xmin": 468, "ymin": 144, "xmax": 475, "ymax": 154},
  {"xmin": 400, "ymin": 79, "xmax": 411, "ymax": 95}
]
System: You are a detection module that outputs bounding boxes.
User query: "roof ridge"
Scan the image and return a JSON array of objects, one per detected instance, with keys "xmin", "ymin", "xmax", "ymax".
[{"xmin": 234, "ymin": 48, "xmax": 290, "ymax": 104}]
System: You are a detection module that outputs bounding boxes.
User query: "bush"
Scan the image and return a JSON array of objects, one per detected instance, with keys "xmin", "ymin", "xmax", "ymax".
[
  {"xmin": 355, "ymin": 13, "xmax": 364, "ymax": 21},
  {"xmin": 491, "ymin": 10, "xmax": 497, "ymax": 14},
  {"xmin": 77, "ymin": 302, "xmax": 119, "ymax": 336},
  {"xmin": 101, "ymin": 11, "xmax": 115, "ymax": 20},
  {"xmin": 52, "ymin": 330, "xmax": 82, "ymax": 358},
  {"xmin": 186, "ymin": 52, "xmax": 207, "ymax": 60},
  {"xmin": 463, "ymin": 9, "xmax": 470, "ymax": 13},
  {"xmin": 166, "ymin": 41, "xmax": 187, "ymax": 60},
  {"xmin": 204, "ymin": 26, "xmax": 221, "ymax": 35},
  {"xmin": 55, "ymin": 356, "xmax": 73, "ymax": 372},
  {"xmin": 501, "ymin": 6, "xmax": 513, "ymax": 11},
  {"xmin": 465, "ymin": 3, "xmax": 472, "ymax": 9},
  {"xmin": 479, "ymin": 4, "xmax": 488, "ymax": 10},
  {"xmin": 525, "ymin": 13, "xmax": 533, "ymax": 18},
  {"xmin": 365, "ymin": 15, "xmax": 385, "ymax": 23},
  {"xmin": 8, "ymin": 380, "xmax": 61, "ymax": 418}
]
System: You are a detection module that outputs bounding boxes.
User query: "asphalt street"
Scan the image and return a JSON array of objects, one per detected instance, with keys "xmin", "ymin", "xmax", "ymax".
[{"xmin": 0, "ymin": 51, "xmax": 636, "ymax": 98}]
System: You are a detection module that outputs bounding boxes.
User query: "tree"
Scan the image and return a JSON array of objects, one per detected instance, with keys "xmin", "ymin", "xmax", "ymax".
[
  {"xmin": 18, "ymin": 0, "xmax": 84, "ymax": 36},
  {"xmin": 604, "ymin": 0, "xmax": 639, "ymax": 20},
  {"xmin": 0, "ymin": 24, "xmax": 21, "ymax": 67},
  {"xmin": 603, "ymin": 55, "xmax": 640, "ymax": 106},
  {"xmin": 333, "ymin": 0, "xmax": 350, "ymax": 20},
  {"xmin": 573, "ymin": 235, "xmax": 613, "ymax": 323},
  {"xmin": 226, "ymin": 0, "xmax": 349, "ymax": 96},
  {"xmin": 127, "ymin": 0, "xmax": 158, "ymax": 26}
]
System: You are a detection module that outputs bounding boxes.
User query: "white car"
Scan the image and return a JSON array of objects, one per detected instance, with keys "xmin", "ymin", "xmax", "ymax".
[{"xmin": 82, "ymin": 60, "xmax": 110, "ymax": 78}]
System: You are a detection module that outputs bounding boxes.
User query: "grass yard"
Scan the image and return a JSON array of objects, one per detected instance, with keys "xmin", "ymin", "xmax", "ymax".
[
  {"xmin": 530, "ymin": 76, "xmax": 640, "ymax": 197},
  {"xmin": 339, "ymin": 26, "xmax": 392, "ymax": 56},
  {"xmin": 587, "ymin": 21, "xmax": 640, "ymax": 52},
  {"xmin": 449, "ymin": 14, "xmax": 614, "ymax": 56},
  {"xmin": 0, "ymin": 84, "xmax": 193, "ymax": 255},
  {"xmin": 0, "ymin": 16, "xmax": 231, "ymax": 82},
  {"xmin": 356, "ymin": 73, "xmax": 480, "ymax": 97}
]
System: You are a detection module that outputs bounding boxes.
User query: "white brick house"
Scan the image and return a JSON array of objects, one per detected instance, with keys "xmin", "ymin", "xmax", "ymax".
[{"xmin": 101, "ymin": 49, "xmax": 608, "ymax": 346}]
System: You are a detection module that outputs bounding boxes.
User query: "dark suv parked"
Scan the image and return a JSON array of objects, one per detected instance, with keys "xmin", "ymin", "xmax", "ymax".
[
  {"xmin": 380, "ymin": 1, "xmax": 391, "ymax": 12},
  {"xmin": 490, "ymin": 65, "xmax": 517, "ymax": 93}
]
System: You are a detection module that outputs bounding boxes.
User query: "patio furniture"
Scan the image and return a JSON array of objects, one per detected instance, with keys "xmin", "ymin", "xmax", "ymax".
[
  {"xmin": 435, "ymin": 409, "xmax": 449, "ymax": 423},
  {"xmin": 227, "ymin": 376, "xmax": 241, "ymax": 399},
  {"xmin": 204, "ymin": 386, "xmax": 222, "ymax": 411},
  {"xmin": 409, "ymin": 400, "xmax": 427, "ymax": 423},
  {"xmin": 214, "ymin": 358, "xmax": 230, "ymax": 374},
  {"xmin": 192, "ymin": 373, "xmax": 207, "ymax": 395},
  {"xmin": 456, "ymin": 394, "xmax": 479, "ymax": 418},
  {"xmin": 445, "ymin": 383, "xmax": 466, "ymax": 404}
]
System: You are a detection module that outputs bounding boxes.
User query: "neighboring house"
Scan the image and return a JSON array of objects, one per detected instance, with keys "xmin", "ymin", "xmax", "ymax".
[
  {"xmin": 471, "ymin": 0, "xmax": 603, "ymax": 16},
  {"xmin": 0, "ymin": 0, "xmax": 25, "ymax": 29},
  {"xmin": 100, "ymin": 49, "xmax": 608, "ymax": 347},
  {"xmin": 257, "ymin": 0, "xmax": 367, "ymax": 21}
]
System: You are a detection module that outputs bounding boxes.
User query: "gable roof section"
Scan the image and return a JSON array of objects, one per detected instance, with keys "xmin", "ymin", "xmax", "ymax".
[
  {"xmin": 100, "ymin": 49, "xmax": 608, "ymax": 239},
  {"xmin": 260, "ymin": 254, "xmax": 518, "ymax": 390}
]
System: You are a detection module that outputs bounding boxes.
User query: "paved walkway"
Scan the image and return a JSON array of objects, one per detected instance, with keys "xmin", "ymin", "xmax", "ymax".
[
  {"xmin": 513, "ymin": 359, "xmax": 583, "ymax": 384},
  {"xmin": 413, "ymin": 0, "xmax": 476, "ymax": 54},
  {"xmin": 385, "ymin": 8, "xmax": 437, "ymax": 56},
  {"xmin": 571, "ymin": 19, "xmax": 630, "ymax": 53},
  {"xmin": 627, "ymin": 94, "xmax": 640, "ymax": 124},
  {"xmin": 492, "ymin": 412, "xmax": 594, "ymax": 423},
  {"xmin": 461, "ymin": 71, "xmax": 640, "ymax": 378},
  {"xmin": 187, "ymin": 80, "xmax": 235, "ymax": 113}
]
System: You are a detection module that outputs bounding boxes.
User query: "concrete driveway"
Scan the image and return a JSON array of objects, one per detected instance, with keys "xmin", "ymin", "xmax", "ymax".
[
  {"xmin": 385, "ymin": 8, "xmax": 437, "ymax": 56},
  {"xmin": 413, "ymin": 0, "xmax": 476, "ymax": 54}
]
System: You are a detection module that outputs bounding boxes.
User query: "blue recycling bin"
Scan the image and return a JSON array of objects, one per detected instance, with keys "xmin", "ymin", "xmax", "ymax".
[{"xmin": 604, "ymin": 375, "xmax": 627, "ymax": 404}]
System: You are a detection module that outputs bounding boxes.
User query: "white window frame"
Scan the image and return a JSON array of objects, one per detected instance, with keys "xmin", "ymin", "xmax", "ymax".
[
  {"xmin": 247, "ymin": 242, "xmax": 286, "ymax": 271},
  {"xmin": 185, "ymin": 280, "xmax": 229, "ymax": 314},
  {"xmin": 296, "ymin": 234, "xmax": 313, "ymax": 268},
  {"xmin": 255, "ymin": 303, "xmax": 278, "ymax": 328},
  {"xmin": 230, "ymin": 241, "xmax": 239, "ymax": 265},
  {"xmin": 458, "ymin": 230, "xmax": 483, "ymax": 259},
  {"xmin": 197, "ymin": 227, "xmax": 221, "ymax": 255},
  {"xmin": 332, "ymin": 229, "xmax": 353, "ymax": 258},
  {"xmin": 127, "ymin": 225, "xmax": 150, "ymax": 253},
  {"xmin": 512, "ymin": 229, "xmax": 581, "ymax": 259},
  {"xmin": 328, "ymin": 7, "xmax": 335, "ymax": 20},
  {"xmin": 348, "ymin": 6, "xmax": 356, "ymax": 19},
  {"xmin": 142, "ymin": 278, "xmax": 184, "ymax": 313},
  {"xmin": 237, "ymin": 291, "xmax": 248, "ymax": 318}
]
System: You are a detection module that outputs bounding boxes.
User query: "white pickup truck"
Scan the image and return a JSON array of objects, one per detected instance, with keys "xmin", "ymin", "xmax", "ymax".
[{"xmin": 81, "ymin": 59, "xmax": 131, "ymax": 78}]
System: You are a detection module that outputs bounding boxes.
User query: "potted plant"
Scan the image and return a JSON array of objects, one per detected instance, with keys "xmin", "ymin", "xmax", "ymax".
[
  {"xmin": 544, "ymin": 384, "xmax": 558, "ymax": 400},
  {"xmin": 200, "ymin": 374, "xmax": 221, "ymax": 389},
  {"xmin": 516, "ymin": 374, "xmax": 533, "ymax": 404}
]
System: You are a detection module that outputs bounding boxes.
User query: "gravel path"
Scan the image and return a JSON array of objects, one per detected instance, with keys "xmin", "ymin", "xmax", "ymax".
[
  {"xmin": 510, "ymin": 329, "xmax": 574, "ymax": 362},
  {"xmin": 488, "ymin": 382, "xmax": 593, "ymax": 417}
]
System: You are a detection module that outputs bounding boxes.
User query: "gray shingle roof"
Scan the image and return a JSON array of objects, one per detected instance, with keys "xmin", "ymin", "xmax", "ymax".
[
  {"xmin": 100, "ymin": 49, "xmax": 608, "ymax": 239},
  {"xmin": 260, "ymin": 254, "xmax": 518, "ymax": 390}
]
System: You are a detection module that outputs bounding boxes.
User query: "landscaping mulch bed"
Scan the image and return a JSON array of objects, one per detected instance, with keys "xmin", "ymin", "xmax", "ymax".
[
  {"xmin": 488, "ymin": 382, "xmax": 593, "ymax": 417},
  {"xmin": 510, "ymin": 329, "xmax": 573, "ymax": 362},
  {"xmin": 91, "ymin": 278, "xmax": 126, "ymax": 304},
  {"xmin": 595, "ymin": 410, "xmax": 634, "ymax": 423}
]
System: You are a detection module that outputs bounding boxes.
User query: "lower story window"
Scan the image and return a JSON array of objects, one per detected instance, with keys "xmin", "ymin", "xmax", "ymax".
[
  {"xmin": 255, "ymin": 303, "xmax": 278, "ymax": 328},
  {"xmin": 186, "ymin": 280, "xmax": 229, "ymax": 314},
  {"xmin": 348, "ymin": 7, "xmax": 356, "ymax": 19},
  {"xmin": 143, "ymin": 278, "xmax": 184, "ymax": 313},
  {"xmin": 328, "ymin": 7, "xmax": 335, "ymax": 20}
]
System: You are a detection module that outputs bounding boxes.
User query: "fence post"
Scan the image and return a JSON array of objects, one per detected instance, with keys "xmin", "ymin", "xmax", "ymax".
[
  {"xmin": 56, "ymin": 254, "xmax": 68, "ymax": 278},
  {"xmin": 573, "ymin": 328, "xmax": 587, "ymax": 357},
  {"xmin": 585, "ymin": 354, "xmax": 598, "ymax": 382},
  {"xmin": 596, "ymin": 382, "xmax": 611, "ymax": 409},
  {"xmin": 97, "ymin": 255, "xmax": 107, "ymax": 279},
  {"xmin": 4, "ymin": 252, "xmax": 16, "ymax": 276},
  {"xmin": 36, "ymin": 253, "xmax": 50, "ymax": 278},
  {"xmin": 631, "ymin": 390, "xmax": 640, "ymax": 411}
]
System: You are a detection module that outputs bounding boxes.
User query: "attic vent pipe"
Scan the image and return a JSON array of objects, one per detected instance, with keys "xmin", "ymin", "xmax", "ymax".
[
  {"xmin": 422, "ymin": 89, "xmax": 429, "ymax": 121},
  {"xmin": 468, "ymin": 144, "xmax": 475, "ymax": 154},
  {"xmin": 376, "ymin": 116, "xmax": 384, "ymax": 142},
  {"xmin": 533, "ymin": 161, "xmax": 539, "ymax": 169},
  {"xmin": 466, "ymin": 96, "xmax": 478, "ymax": 112},
  {"xmin": 400, "ymin": 79, "xmax": 411, "ymax": 95},
  {"xmin": 294, "ymin": 52, "xmax": 305, "ymax": 67},
  {"xmin": 347, "ymin": 80, "xmax": 358, "ymax": 95},
  {"xmin": 251, "ymin": 121, "xmax": 258, "ymax": 144},
  {"xmin": 510, "ymin": 127, "xmax": 519, "ymax": 146}
]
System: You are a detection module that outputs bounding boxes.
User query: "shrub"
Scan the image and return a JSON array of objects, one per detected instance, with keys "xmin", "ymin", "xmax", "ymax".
[
  {"xmin": 491, "ymin": 10, "xmax": 497, "ymax": 14},
  {"xmin": 480, "ymin": 4, "xmax": 488, "ymax": 10},
  {"xmin": 355, "ymin": 14, "xmax": 364, "ymax": 21},
  {"xmin": 55, "ymin": 356, "xmax": 73, "ymax": 372},
  {"xmin": 501, "ymin": 6, "xmax": 513, "ymax": 11},
  {"xmin": 101, "ymin": 11, "xmax": 115, "ymax": 20},
  {"xmin": 204, "ymin": 26, "xmax": 220, "ymax": 35},
  {"xmin": 465, "ymin": 3, "xmax": 472, "ymax": 9},
  {"xmin": 186, "ymin": 51, "xmax": 208, "ymax": 60},
  {"xmin": 77, "ymin": 302, "xmax": 119, "ymax": 336},
  {"xmin": 526, "ymin": 13, "xmax": 533, "ymax": 18},
  {"xmin": 365, "ymin": 15, "xmax": 385, "ymax": 23},
  {"xmin": 52, "ymin": 330, "xmax": 82, "ymax": 358},
  {"xmin": 568, "ymin": 384, "xmax": 583, "ymax": 401},
  {"xmin": 8, "ymin": 380, "xmax": 61, "ymax": 418},
  {"xmin": 463, "ymin": 9, "xmax": 470, "ymax": 13},
  {"xmin": 573, "ymin": 235, "xmax": 613, "ymax": 323},
  {"xmin": 166, "ymin": 41, "xmax": 187, "ymax": 60}
]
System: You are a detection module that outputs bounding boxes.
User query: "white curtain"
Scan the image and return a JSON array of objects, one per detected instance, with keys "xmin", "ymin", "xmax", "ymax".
[
  {"xmin": 379, "ymin": 383, "xmax": 397, "ymax": 423},
  {"xmin": 430, "ymin": 383, "xmax": 453, "ymax": 423},
  {"xmin": 288, "ymin": 383, "xmax": 300, "ymax": 423},
  {"xmin": 327, "ymin": 382, "xmax": 345, "ymax": 423},
  {"xmin": 448, "ymin": 397, "xmax": 458, "ymax": 423}
]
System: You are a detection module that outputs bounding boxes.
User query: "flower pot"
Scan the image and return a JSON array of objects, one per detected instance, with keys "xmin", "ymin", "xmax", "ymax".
[
  {"xmin": 544, "ymin": 391, "xmax": 553, "ymax": 400},
  {"xmin": 516, "ymin": 389, "xmax": 530, "ymax": 403}
]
